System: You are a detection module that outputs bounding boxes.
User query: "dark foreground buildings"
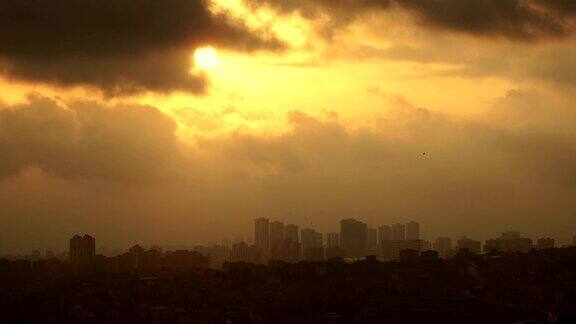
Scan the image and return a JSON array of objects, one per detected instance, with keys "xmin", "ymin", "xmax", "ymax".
[
  {"xmin": 2, "ymin": 243, "xmax": 576, "ymax": 323},
  {"xmin": 3, "ymin": 228, "xmax": 576, "ymax": 322}
]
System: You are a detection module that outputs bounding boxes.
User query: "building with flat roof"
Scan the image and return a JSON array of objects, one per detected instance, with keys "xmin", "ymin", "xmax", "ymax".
[
  {"xmin": 254, "ymin": 218, "xmax": 270, "ymax": 264},
  {"xmin": 406, "ymin": 221, "xmax": 420, "ymax": 240},
  {"xmin": 484, "ymin": 232, "xmax": 532, "ymax": 253},
  {"xmin": 399, "ymin": 249, "xmax": 420, "ymax": 263},
  {"xmin": 70, "ymin": 234, "xmax": 96, "ymax": 267},
  {"xmin": 456, "ymin": 237, "xmax": 481, "ymax": 254},
  {"xmin": 340, "ymin": 219, "xmax": 368, "ymax": 258}
]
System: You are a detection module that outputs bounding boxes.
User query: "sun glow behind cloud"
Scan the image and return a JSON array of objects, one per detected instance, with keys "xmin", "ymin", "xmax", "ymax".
[
  {"xmin": 0, "ymin": 0, "xmax": 552, "ymax": 166},
  {"xmin": 194, "ymin": 47, "xmax": 220, "ymax": 70}
]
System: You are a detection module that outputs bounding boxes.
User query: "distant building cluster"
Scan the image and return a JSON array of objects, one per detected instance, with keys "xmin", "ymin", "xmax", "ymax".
[
  {"xmin": 5, "ymin": 246, "xmax": 576, "ymax": 323},
  {"xmin": 200, "ymin": 221, "xmax": 574, "ymax": 269},
  {"xmin": 378, "ymin": 221, "xmax": 430, "ymax": 261},
  {"xmin": 243, "ymin": 218, "xmax": 434, "ymax": 265},
  {"xmin": 67, "ymin": 235, "xmax": 209, "ymax": 273},
  {"xmin": 2, "ymin": 228, "xmax": 575, "ymax": 273}
]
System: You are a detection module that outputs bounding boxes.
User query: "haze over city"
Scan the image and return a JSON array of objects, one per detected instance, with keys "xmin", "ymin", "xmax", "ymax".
[
  {"xmin": 3, "ymin": 1, "xmax": 576, "ymax": 323},
  {"xmin": 0, "ymin": 0, "xmax": 575, "ymax": 255}
]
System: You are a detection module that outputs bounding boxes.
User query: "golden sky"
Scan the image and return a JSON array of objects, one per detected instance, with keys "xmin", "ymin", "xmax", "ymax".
[{"xmin": 0, "ymin": 0, "xmax": 575, "ymax": 253}]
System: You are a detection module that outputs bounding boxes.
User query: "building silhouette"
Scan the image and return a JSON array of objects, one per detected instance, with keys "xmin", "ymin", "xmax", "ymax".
[
  {"xmin": 70, "ymin": 234, "xmax": 95, "ymax": 267},
  {"xmin": 379, "ymin": 240, "xmax": 403, "ymax": 261},
  {"xmin": 399, "ymin": 249, "xmax": 420, "ymax": 262},
  {"xmin": 284, "ymin": 224, "xmax": 299, "ymax": 242},
  {"xmin": 301, "ymin": 229, "xmax": 322, "ymax": 250},
  {"xmin": 340, "ymin": 219, "xmax": 368, "ymax": 258},
  {"xmin": 270, "ymin": 221, "xmax": 284, "ymax": 246},
  {"xmin": 368, "ymin": 227, "xmax": 378, "ymax": 255},
  {"xmin": 325, "ymin": 232, "xmax": 344, "ymax": 259},
  {"xmin": 434, "ymin": 237, "xmax": 453, "ymax": 259},
  {"xmin": 300, "ymin": 228, "xmax": 323, "ymax": 261},
  {"xmin": 536, "ymin": 238, "xmax": 555, "ymax": 250},
  {"xmin": 406, "ymin": 221, "xmax": 420, "ymax": 240},
  {"xmin": 378, "ymin": 225, "xmax": 392, "ymax": 243},
  {"xmin": 231, "ymin": 242, "xmax": 250, "ymax": 262},
  {"xmin": 209, "ymin": 244, "xmax": 231, "ymax": 269},
  {"xmin": 484, "ymin": 232, "xmax": 532, "ymax": 253},
  {"xmin": 456, "ymin": 237, "xmax": 482, "ymax": 253},
  {"xmin": 269, "ymin": 221, "xmax": 284, "ymax": 261},
  {"xmin": 254, "ymin": 218, "xmax": 270, "ymax": 264},
  {"xmin": 405, "ymin": 239, "xmax": 425, "ymax": 251},
  {"xmin": 326, "ymin": 232, "xmax": 340, "ymax": 248}
]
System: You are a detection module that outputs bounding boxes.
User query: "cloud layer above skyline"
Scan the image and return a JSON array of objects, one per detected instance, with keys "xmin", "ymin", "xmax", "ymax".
[
  {"xmin": 1, "ymin": 90, "xmax": 575, "ymax": 252},
  {"xmin": 0, "ymin": 0, "xmax": 575, "ymax": 253}
]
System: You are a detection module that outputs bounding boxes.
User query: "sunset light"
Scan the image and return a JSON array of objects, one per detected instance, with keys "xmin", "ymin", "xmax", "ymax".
[
  {"xmin": 1, "ymin": 2, "xmax": 576, "ymax": 319},
  {"xmin": 193, "ymin": 46, "xmax": 220, "ymax": 70}
]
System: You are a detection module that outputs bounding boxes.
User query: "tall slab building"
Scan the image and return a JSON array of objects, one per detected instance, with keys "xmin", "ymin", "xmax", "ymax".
[
  {"xmin": 254, "ymin": 218, "xmax": 270, "ymax": 263},
  {"xmin": 284, "ymin": 224, "xmax": 299, "ymax": 242},
  {"xmin": 340, "ymin": 218, "xmax": 368, "ymax": 258},
  {"xmin": 406, "ymin": 221, "xmax": 420, "ymax": 240}
]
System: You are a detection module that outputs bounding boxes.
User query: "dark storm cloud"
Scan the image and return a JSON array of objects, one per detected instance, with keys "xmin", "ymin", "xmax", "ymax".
[
  {"xmin": 0, "ymin": 0, "xmax": 282, "ymax": 95},
  {"xmin": 251, "ymin": 0, "xmax": 574, "ymax": 40},
  {"xmin": 247, "ymin": 0, "xmax": 391, "ymax": 20},
  {"xmin": 536, "ymin": 0, "xmax": 576, "ymax": 15},
  {"xmin": 395, "ymin": 0, "xmax": 566, "ymax": 40}
]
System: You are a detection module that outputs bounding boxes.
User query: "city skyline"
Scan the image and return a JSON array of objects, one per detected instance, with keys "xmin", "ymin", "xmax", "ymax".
[
  {"xmin": 3, "ymin": 217, "xmax": 576, "ymax": 256},
  {"xmin": 6, "ymin": 218, "xmax": 576, "ymax": 264},
  {"xmin": 1, "ymin": 1, "xmax": 576, "ymax": 322},
  {"xmin": 5, "ymin": 233, "xmax": 576, "ymax": 322}
]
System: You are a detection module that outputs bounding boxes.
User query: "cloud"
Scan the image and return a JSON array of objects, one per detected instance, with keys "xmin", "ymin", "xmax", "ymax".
[
  {"xmin": 199, "ymin": 93, "xmax": 576, "ymax": 193},
  {"xmin": 248, "ymin": 0, "xmax": 391, "ymax": 21},
  {"xmin": 185, "ymin": 94, "xmax": 576, "ymax": 246},
  {"xmin": 1, "ymin": 90, "xmax": 576, "ymax": 252},
  {"xmin": 528, "ymin": 48, "xmax": 576, "ymax": 86},
  {"xmin": 251, "ymin": 0, "xmax": 575, "ymax": 40},
  {"xmin": 488, "ymin": 90, "xmax": 576, "ymax": 187},
  {"xmin": 395, "ymin": 0, "xmax": 567, "ymax": 40},
  {"xmin": 0, "ymin": 95, "xmax": 193, "ymax": 182},
  {"xmin": 536, "ymin": 0, "xmax": 576, "ymax": 15},
  {"xmin": 0, "ymin": 0, "xmax": 283, "ymax": 95}
]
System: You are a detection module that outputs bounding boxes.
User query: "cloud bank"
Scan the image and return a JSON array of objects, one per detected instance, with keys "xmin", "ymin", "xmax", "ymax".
[
  {"xmin": 0, "ymin": 95, "xmax": 192, "ymax": 182},
  {"xmin": 1, "ymin": 91, "xmax": 575, "ymax": 252},
  {"xmin": 250, "ymin": 0, "xmax": 576, "ymax": 40},
  {"xmin": 0, "ymin": 0, "xmax": 282, "ymax": 95}
]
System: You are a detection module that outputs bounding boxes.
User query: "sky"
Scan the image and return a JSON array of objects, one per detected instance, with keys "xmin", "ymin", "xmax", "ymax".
[{"xmin": 0, "ymin": 0, "xmax": 575, "ymax": 254}]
